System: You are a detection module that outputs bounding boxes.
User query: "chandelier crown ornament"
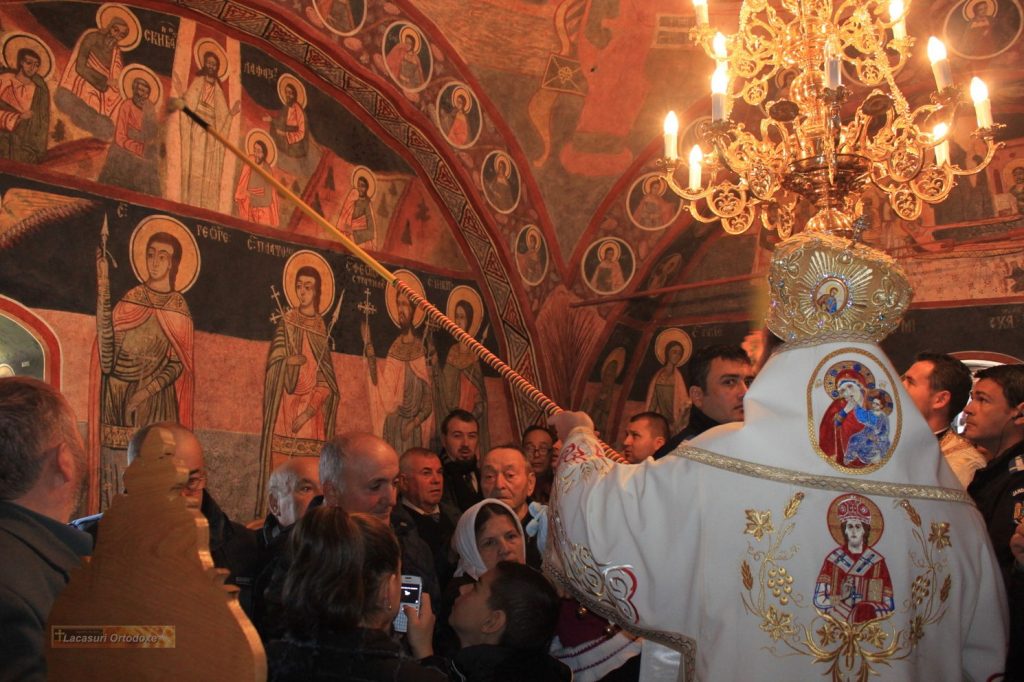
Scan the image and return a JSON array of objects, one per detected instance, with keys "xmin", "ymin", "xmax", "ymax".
[
  {"xmin": 659, "ymin": 0, "xmax": 1005, "ymax": 240},
  {"xmin": 766, "ymin": 230, "xmax": 912, "ymax": 346}
]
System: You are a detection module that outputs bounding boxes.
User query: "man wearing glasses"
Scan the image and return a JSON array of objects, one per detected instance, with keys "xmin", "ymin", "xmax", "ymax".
[
  {"xmin": 72, "ymin": 422, "xmax": 257, "ymax": 586},
  {"xmin": 522, "ymin": 426, "xmax": 555, "ymax": 504}
]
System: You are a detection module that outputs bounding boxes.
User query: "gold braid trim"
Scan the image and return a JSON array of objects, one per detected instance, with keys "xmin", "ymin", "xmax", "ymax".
[{"xmin": 670, "ymin": 446, "xmax": 973, "ymax": 504}]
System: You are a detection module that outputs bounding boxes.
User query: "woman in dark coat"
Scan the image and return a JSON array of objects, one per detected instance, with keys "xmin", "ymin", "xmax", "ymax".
[{"xmin": 267, "ymin": 507, "xmax": 447, "ymax": 681}]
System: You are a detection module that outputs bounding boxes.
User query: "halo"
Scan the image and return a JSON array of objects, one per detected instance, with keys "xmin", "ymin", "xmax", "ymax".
[
  {"xmin": 386, "ymin": 269, "xmax": 427, "ymax": 328},
  {"xmin": 822, "ymin": 360, "xmax": 877, "ymax": 399},
  {"xmin": 446, "ymin": 285, "xmax": 484, "ymax": 338},
  {"xmin": 963, "ymin": 0, "xmax": 997, "ymax": 20},
  {"xmin": 516, "ymin": 225, "xmax": 548, "ymax": 286},
  {"xmin": 311, "ymin": 0, "xmax": 365, "ymax": 36},
  {"xmin": 350, "ymin": 166, "xmax": 376, "ymax": 198},
  {"xmin": 398, "ymin": 25, "xmax": 422, "ymax": 53},
  {"xmin": 245, "ymin": 128, "xmax": 277, "ymax": 166},
  {"xmin": 1001, "ymin": 158, "xmax": 1024, "ymax": 190},
  {"xmin": 597, "ymin": 239, "xmax": 621, "ymax": 262},
  {"xmin": 129, "ymin": 215, "xmax": 201, "ymax": 293},
  {"xmin": 96, "ymin": 4, "xmax": 142, "ymax": 51},
  {"xmin": 193, "ymin": 38, "xmax": 229, "ymax": 80},
  {"xmin": 118, "ymin": 64, "xmax": 162, "ymax": 105},
  {"xmin": 826, "ymin": 494, "xmax": 884, "ymax": 547},
  {"xmin": 602, "ymin": 347, "xmax": 627, "ymax": 379},
  {"xmin": 524, "ymin": 225, "xmax": 541, "ymax": 248},
  {"xmin": 494, "ymin": 153, "xmax": 512, "ymax": 179},
  {"xmin": 451, "ymin": 85, "xmax": 472, "ymax": 112},
  {"xmin": 651, "ymin": 253, "xmax": 683, "ymax": 283},
  {"xmin": 866, "ymin": 388, "xmax": 894, "ymax": 415},
  {"xmin": 2, "ymin": 33, "xmax": 54, "ymax": 79},
  {"xmin": 277, "ymin": 73, "xmax": 307, "ymax": 108},
  {"xmin": 654, "ymin": 328, "xmax": 693, "ymax": 367},
  {"xmin": 642, "ymin": 174, "xmax": 667, "ymax": 196},
  {"xmin": 282, "ymin": 250, "xmax": 335, "ymax": 315}
]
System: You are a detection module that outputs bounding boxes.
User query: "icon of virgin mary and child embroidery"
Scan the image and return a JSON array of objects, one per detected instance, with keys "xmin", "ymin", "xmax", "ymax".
[{"xmin": 809, "ymin": 350, "xmax": 902, "ymax": 473}]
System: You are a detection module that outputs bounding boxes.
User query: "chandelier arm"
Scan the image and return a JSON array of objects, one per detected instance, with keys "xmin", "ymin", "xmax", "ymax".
[
  {"xmin": 689, "ymin": 200, "xmax": 729, "ymax": 224},
  {"xmin": 663, "ymin": 168, "xmax": 711, "ymax": 203},
  {"xmin": 948, "ymin": 138, "xmax": 1005, "ymax": 177}
]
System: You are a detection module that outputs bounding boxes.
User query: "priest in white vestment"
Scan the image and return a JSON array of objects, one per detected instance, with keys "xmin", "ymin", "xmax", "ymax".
[{"xmin": 546, "ymin": 231, "xmax": 1008, "ymax": 681}]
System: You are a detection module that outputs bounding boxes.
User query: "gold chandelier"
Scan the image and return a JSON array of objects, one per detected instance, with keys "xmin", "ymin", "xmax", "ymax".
[{"xmin": 660, "ymin": 0, "xmax": 1004, "ymax": 239}]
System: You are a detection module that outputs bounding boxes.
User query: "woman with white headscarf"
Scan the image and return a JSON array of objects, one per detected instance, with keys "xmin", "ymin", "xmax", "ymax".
[{"xmin": 435, "ymin": 499, "xmax": 525, "ymax": 656}]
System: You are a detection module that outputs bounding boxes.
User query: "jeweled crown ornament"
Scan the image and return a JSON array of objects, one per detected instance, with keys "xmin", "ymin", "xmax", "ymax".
[{"xmin": 766, "ymin": 230, "xmax": 911, "ymax": 346}]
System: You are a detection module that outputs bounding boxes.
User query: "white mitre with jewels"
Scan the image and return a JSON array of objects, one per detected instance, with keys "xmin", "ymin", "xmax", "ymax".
[{"xmin": 547, "ymin": 231, "xmax": 1008, "ymax": 682}]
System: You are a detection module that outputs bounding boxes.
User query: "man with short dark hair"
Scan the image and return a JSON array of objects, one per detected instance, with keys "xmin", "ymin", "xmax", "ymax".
[
  {"xmin": 439, "ymin": 409, "xmax": 483, "ymax": 512},
  {"xmin": 0, "ymin": 377, "xmax": 91, "ymax": 681},
  {"xmin": 623, "ymin": 411, "xmax": 668, "ymax": 464},
  {"xmin": 901, "ymin": 352, "xmax": 984, "ymax": 487},
  {"xmin": 448, "ymin": 561, "xmax": 569, "ymax": 680},
  {"xmin": 654, "ymin": 344, "xmax": 753, "ymax": 459},
  {"xmin": 964, "ymin": 364, "xmax": 1024, "ymax": 678}
]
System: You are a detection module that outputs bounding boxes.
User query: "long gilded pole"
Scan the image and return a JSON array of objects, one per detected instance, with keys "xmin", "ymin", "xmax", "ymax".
[{"xmin": 172, "ymin": 101, "xmax": 625, "ymax": 461}]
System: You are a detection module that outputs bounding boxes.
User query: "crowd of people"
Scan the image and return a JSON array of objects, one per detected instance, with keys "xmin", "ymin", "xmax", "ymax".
[{"xmin": 1, "ymin": 336, "xmax": 1022, "ymax": 680}]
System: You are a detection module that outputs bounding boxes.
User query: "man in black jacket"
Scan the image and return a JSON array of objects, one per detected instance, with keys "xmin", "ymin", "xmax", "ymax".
[
  {"xmin": 654, "ymin": 344, "xmax": 753, "ymax": 459},
  {"xmin": 439, "ymin": 409, "xmax": 483, "ymax": 512},
  {"xmin": 964, "ymin": 364, "xmax": 1024, "ymax": 679},
  {"xmin": 71, "ymin": 422, "xmax": 258, "ymax": 588},
  {"xmin": 398, "ymin": 447, "xmax": 459, "ymax": 587},
  {"xmin": 0, "ymin": 377, "xmax": 92, "ymax": 682}
]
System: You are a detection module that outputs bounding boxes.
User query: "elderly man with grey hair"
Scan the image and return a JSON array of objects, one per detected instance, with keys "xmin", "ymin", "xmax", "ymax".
[
  {"xmin": 0, "ymin": 377, "xmax": 92, "ymax": 681},
  {"xmin": 266, "ymin": 458, "xmax": 321, "ymax": 530},
  {"xmin": 319, "ymin": 432, "xmax": 440, "ymax": 603}
]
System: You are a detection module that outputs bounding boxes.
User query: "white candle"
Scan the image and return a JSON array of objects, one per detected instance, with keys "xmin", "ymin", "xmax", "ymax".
[
  {"xmin": 713, "ymin": 32, "xmax": 727, "ymax": 62},
  {"xmin": 889, "ymin": 0, "xmax": 907, "ymax": 40},
  {"xmin": 824, "ymin": 38, "xmax": 842, "ymax": 89},
  {"xmin": 692, "ymin": 0, "xmax": 709, "ymax": 26},
  {"xmin": 933, "ymin": 122, "xmax": 949, "ymax": 166},
  {"xmin": 927, "ymin": 37, "xmax": 952, "ymax": 91},
  {"xmin": 970, "ymin": 77, "xmax": 993, "ymax": 128},
  {"xmin": 663, "ymin": 111, "xmax": 679, "ymax": 160},
  {"xmin": 688, "ymin": 145, "xmax": 703, "ymax": 191},
  {"xmin": 711, "ymin": 65, "xmax": 728, "ymax": 121}
]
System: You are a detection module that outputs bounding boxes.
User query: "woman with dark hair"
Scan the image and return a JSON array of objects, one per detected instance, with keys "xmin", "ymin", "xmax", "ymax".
[{"xmin": 267, "ymin": 507, "xmax": 446, "ymax": 681}]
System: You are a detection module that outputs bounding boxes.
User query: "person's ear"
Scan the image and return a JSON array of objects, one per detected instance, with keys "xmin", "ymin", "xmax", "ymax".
[
  {"xmin": 1013, "ymin": 403, "xmax": 1024, "ymax": 423},
  {"xmin": 54, "ymin": 443, "xmax": 76, "ymax": 485},
  {"xmin": 526, "ymin": 470, "xmax": 536, "ymax": 497},
  {"xmin": 689, "ymin": 385, "xmax": 705, "ymax": 408},
  {"xmin": 377, "ymin": 573, "xmax": 398, "ymax": 609},
  {"xmin": 268, "ymin": 492, "xmax": 281, "ymax": 517},
  {"xmin": 931, "ymin": 389, "xmax": 951, "ymax": 414},
  {"xmin": 481, "ymin": 607, "xmax": 507, "ymax": 637},
  {"xmin": 654, "ymin": 436, "xmax": 666, "ymax": 450}
]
